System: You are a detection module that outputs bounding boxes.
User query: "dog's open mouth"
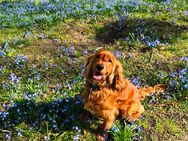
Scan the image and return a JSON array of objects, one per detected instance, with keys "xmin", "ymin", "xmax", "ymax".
[{"xmin": 93, "ymin": 73, "xmax": 103, "ymax": 81}]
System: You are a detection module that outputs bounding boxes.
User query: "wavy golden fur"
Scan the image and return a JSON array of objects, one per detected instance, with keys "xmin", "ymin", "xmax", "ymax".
[{"xmin": 82, "ymin": 50, "xmax": 165, "ymax": 141}]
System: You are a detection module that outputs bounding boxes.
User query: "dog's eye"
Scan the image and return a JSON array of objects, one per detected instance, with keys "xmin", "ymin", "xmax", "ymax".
[{"xmin": 108, "ymin": 59, "xmax": 112, "ymax": 63}]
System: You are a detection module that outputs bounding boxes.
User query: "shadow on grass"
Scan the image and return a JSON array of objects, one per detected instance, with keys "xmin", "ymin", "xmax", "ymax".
[
  {"xmin": 95, "ymin": 17, "xmax": 188, "ymax": 45},
  {"xmin": 0, "ymin": 94, "xmax": 96, "ymax": 138}
]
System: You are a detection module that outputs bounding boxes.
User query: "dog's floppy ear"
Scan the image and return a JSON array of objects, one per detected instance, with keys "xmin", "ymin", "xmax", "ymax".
[
  {"xmin": 112, "ymin": 61, "xmax": 125, "ymax": 90},
  {"xmin": 84, "ymin": 55, "xmax": 95, "ymax": 79}
]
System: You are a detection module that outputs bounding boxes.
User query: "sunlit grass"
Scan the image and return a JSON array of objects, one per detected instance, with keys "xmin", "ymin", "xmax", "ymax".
[{"xmin": 0, "ymin": 0, "xmax": 188, "ymax": 140}]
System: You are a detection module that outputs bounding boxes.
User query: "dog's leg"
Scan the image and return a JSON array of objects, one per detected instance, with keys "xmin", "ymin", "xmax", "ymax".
[
  {"xmin": 96, "ymin": 110, "xmax": 117, "ymax": 141},
  {"xmin": 96, "ymin": 118, "xmax": 115, "ymax": 141}
]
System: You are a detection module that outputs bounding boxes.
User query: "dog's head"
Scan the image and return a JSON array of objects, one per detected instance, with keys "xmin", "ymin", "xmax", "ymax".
[{"xmin": 85, "ymin": 50, "xmax": 125, "ymax": 90}]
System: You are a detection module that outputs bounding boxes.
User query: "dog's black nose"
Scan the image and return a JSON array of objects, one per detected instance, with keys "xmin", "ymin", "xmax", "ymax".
[{"xmin": 97, "ymin": 64, "xmax": 104, "ymax": 71}]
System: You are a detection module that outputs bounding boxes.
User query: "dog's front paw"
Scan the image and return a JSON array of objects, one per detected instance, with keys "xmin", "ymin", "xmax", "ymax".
[
  {"xmin": 96, "ymin": 130, "xmax": 108, "ymax": 141},
  {"xmin": 96, "ymin": 134, "xmax": 105, "ymax": 141}
]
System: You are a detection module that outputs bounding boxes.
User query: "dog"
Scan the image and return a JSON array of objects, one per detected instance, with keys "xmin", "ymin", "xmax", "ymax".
[{"xmin": 82, "ymin": 50, "xmax": 165, "ymax": 140}]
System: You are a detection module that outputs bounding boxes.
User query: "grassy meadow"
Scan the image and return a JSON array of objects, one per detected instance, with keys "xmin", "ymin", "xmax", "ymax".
[{"xmin": 0, "ymin": 0, "xmax": 188, "ymax": 140}]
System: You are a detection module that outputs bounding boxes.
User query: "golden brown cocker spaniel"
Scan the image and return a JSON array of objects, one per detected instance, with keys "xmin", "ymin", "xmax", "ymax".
[{"xmin": 82, "ymin": 50, "xmax": 165, "ymax": 141}]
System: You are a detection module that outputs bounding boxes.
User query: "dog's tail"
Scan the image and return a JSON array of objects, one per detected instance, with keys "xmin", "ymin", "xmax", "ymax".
[{"xmin": 138, "ymin": 84, "xmax": 166, "ymax": 99}]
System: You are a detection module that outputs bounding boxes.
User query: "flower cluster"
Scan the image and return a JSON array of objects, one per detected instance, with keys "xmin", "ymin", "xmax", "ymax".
[
  {"xmin": 0, "ymin": 40, "xmax": 15, "ymax": 57},
  {"xmin": 169, "ymin": 67, "xmax": 188, "ymax": 91},
  {"xmin": 132, "ymin": 77, "xmax": 141, "ymax": 87},
  {"xmin": 1, "ymin": 0, "xmax": 186, "ymax": 29},
  {"xmin": 109, "ymin": 120, "xmax": 143, "ymax": 141},
  {"xmin": 14, "ymin": 55, "xmax": 28, "ymax": 68},
  {"xmin": 0, "ymin": 93, "xmax": 83, "ymax": 133},
  {"xmin": 0, "ymin": 0, "xmax": 187, "ymax": 140},
  {"xmin": 9, "ymin": 72, "xmax": 21, "ymax": 84}
]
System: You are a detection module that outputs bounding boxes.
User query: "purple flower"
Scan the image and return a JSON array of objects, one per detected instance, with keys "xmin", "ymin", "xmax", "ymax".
[
  {"xmin": 35, "ymin": 73, "xmax": 41, "ymax": 80},
  {"xmin": 72, "ymin": 126, "xmax": 81, "ymax": 132},
  {"xmin": 0, "ymin": 111, "xmax": 9, "ymax": 120},
  {"xmin": 52, "ymin": 124, "xmax": 57, "ymax": 131},
  {"xmin": 69, "ymin": 46, "xmax": 75, "ymax": 53},
  {"xmin": 0, "ymin": 51, "xmax": 5, "ymax": 57},
  {"xmin": 82, "ymin": 49, "xmax": 88, "ymax": 55},
  {"xmin": 69, "ymin": 114, "xmax": 75, "ymax": 120},
  {"xmin": 17, "ymin": 130, "xmax": 22, "ymax": 137},
  {"xmin": 17, "ymin": 9, "xmax": 24, "ymax": 15},
  {"xmin": 39, "ymin": 33, "xmax": 45, "ymax": 39},
  {"xmin": 167, "ymin": 8, "xmax": 172, "ymax": 12},
  {"xmin": 44, "ymin": 136, "xmax": 49, "ymax": 141},
  {"xmin": 10, "ymin": 73, "xmax": 20, "ymax": 83},
  {"xmin": 3, "ymin": 40, "xmax": 10, "ymax": 52},
  {"xmin": 52, "ymin": 38, "xmax": 58, "ymax": 43},
  {"xmin": 136, "ymin": 126, "xmax": 142, "ymax": 132},
  {"xmin": 132, "ymin": 77, "xmax": 140, "ymax": 87},
  {"xmin": 181, "ymin": 56, "xmax": 188, "ymax": 64},
  {"xmin": 114, "ymin": 51, "xmax": 121, "ymax": 59},
  {"xmin": 73, "ymin": 134, "xmax": 80, "ymax": 141},
  {"xmin": 111, "ymin": 125, "xmax": 118, "ymax": 132},
  {"xmin": 179, "ymin": 68, "xmax": 187, "ymax": 75},
  {"xmin": 5, "ymin": 133, "xmax": 11, "ymax": 139},
  {"xmin": 14, "ymin": 55, "xmax": 28, "ymax": 68},
  {"xmin": 40, "ymin": 0, "xmax": 48, "ymax": 3},
  {"xmin": 146, "ymin": 39, "xmax": 160, "ymax": 48},
  {"xmin": 166, "ymin": 0, "xmax": 171, "ymax": 4},
  {"xmin": 169, "ymin": 72, "xmax": 177, "ymax": 77},
  {"xmin": 183, "ymin": 84, "xmax": 188, "ymax": 89},
  {"xmin": 24, "ymin": 31, "xmax": 32, "ymax": 39},
  {"xmin": 165, "ymin": 95, "xmax": 172, "ymax": 100},
  {"xmin": 104, "ymin": 130, "xmax": 108, "ymax": 141},
  {"xmin": 184, "ymin": 11, "xmax": 188, "ymax": 16}
]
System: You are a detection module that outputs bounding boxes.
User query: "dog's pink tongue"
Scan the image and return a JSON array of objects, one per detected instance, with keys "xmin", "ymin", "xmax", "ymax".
[{"xmin": 93, "ymin": 74, "xmax": 102, "ymax": 80}]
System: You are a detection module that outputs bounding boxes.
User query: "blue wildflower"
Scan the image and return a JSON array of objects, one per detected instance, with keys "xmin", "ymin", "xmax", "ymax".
[
  {"xmin": 24, "ymin": 31, "xmax": 32, "ymax": 39},
  {"xmin": 146, "ymin": 39, "xmax": 160, "ymax": 48},
  {"xmin": 104, "ymin": 130, "xmax": 108, "ymax": 141},
  {"xmin": 184, "ymin": 11, "xmax": 188, "ymax": 16},
  {"xmin": 166, "ymin": 0, "xmax": 171, "ymax": 4},
  {"xmin": 169, "ymin": 72, "xmax": 177, "ymax": 77},
  {"xmin": 5, "ymin": 133, "xmax": 11, "ymax": 139},
  {"xmin": 136, "ymin": 126, "xmax": 142, "ymax": 132},
  {"xmin": 40, "ymin": 0, "xmax": 49, "ymax": 4},
  {"xmin": 52, "ymin": 124, "xmax": 57, "ymax": 131},
  {"xmin": 0, "ymin": 111, "xmax": 9, "ymax": 120},
  {"xmin": 14, "ymin": 55, "xmax": 28, "ymax": 68},
  {"xmin": 111, "ymin": 124, "xmax": 118, "ymax": 132},
  {"xmin": 132, "ymin": 77, "xmax": 140, "ymax": 87},
  {"xmin": 181, "ymin": 56, "xmax": 188, "ymax": 64},
  {"xmin": 0, "ymin": 51, "xmax": 5, "ymax": 57},
  {"xmin": 73, "ymin": 134, "xmax": 80, "ymax": 141},
  {"xmin": 3, "ymin": 40, "xmax": 9, "ymax": 52},
  {"xmin": 44, "ymin": 136, "xmax": 49, "ymax": 141},
  {"xmin": 183, "ymin": 84, "xmax": 188, "ymax": 89},
  {"xmin": 39, "ymin": 33, "xmax": 45, "ymax": 39},
  {"xmin": 10, "ymin": 73, "xmax": 20, "ymax": 84},
  {"xmin": 17, "ymin": 130, "xmax": 22, "ymax": 137},
  {"xmin": 179, "ymin": 68, "xmax": 187, "ymax": 75},
  {"xmin": 35, "ymin": 72, "xmax": 41, "ymax": 80},
  {"xmin": 114, "ymin": 51, "xmax": 121, "ymax": 59},
  {"xmin": 69, "ymin": 46, "xmax": 75, "ymax": 53},
  {"xmin": 72, "ymin": 126, "xmax": 81, "ymax": 132}
]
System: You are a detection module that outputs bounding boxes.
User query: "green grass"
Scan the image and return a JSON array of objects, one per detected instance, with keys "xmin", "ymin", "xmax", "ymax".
[
  {"xmin": 0, "ymin": 0, "xmax": 188, "ymax": 140},
  {"xmin": 141, "ymin": 101, "xmax": 188, "ymax": 141},
  {"xmin": 109, "ymin": 121, "xmax": 139, "ymax": 141}
]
